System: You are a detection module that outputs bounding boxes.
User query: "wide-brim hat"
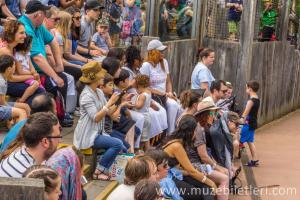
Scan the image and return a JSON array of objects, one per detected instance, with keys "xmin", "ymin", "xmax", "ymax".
[
  {"xmin": 194, "ymin": 101, "xmax": 220, "ymax": 117},
  {"xmin": 79, "ymin": 61, "xmax": 107, "ymax": 84}
]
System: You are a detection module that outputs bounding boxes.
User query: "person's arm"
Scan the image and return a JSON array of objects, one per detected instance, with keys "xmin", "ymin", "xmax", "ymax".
[
  {"xmin": 59, "ymin": 0, "xmax": 76, "ymax": 9},
  {"xmin": 74, "ymin": 0, "xmax": 84, "ymax": 8},
  {"xmin": 103, "ymin": 32, "xmax": 112, "ymax": 48},
  {"xmin": 0, "ymin": 94, "xmax": 6, "ymax": 105},
  {"xmin": 0, "ymin": 0, "xmax": 16, "ymax": 19},
  {"xmin": 15, "ymin": 61, "xmax": 32, "ymax": 75},
  {"xmin": 166, "ymin": 74, "xmax": 176, "ymax": 99},
  {"xmin": 150, "ymin": 100, "xmax": 159, "ymax": 111},
  {"xmin": 48, "ymin": 39, "xmax": 64, "ymax": 73},
  {"xmin": 9, "ymin": 74, "xmax": 33, "ymax": 82},
  {"xmin": 133, "ymin": 93, "xmax": 145, "ymax": 109},
  {"xmin": 64, "ymin": 39, "xmax": 89, "ymax": 63},
  {"xmin": 58, "ymin": 42, "xmax": 81, "ymax": 68},
  {"xmin": 32, "ymin": 54, "xmax": 64, "ymax": 87},
  {"xmin": 241, "ymin": 99, "xmax": 253, "ymax": 120},
  {"xmin": 90, "ymin": 41, "xmax": 107, "ymax": 55},
  {"xmin": 166, "ymin": 142, "xmax": 217, "ymax": 189},
  {"xmin": 197, "ymin": 144, "xmax": 228, "ymax": 175},
  {"xmin": 77, "ymin": 44, "xmax": 102, "ymax": 57},
  {"xmin": 20, "ymin": 0, "xmax": 26, "ymax": 14}
]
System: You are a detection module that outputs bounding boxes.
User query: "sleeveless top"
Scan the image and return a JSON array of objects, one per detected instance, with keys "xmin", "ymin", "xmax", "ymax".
[
  {"xmin": 136, "ymin": 92, "xmax": 151, "ymax": 113},
  {"xmin": 247, "ymin": 97, "xmax": 260, "ymax": 130}
]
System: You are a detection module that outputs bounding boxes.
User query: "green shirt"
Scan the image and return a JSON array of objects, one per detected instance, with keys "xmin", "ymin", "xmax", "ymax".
[
  {"xmin": 261, "ymin": 9, "xmax": 277, "ymax": 27},
  {"xmin": 19, "ymin": 15, "xmax": 54, "ymax": 73}
]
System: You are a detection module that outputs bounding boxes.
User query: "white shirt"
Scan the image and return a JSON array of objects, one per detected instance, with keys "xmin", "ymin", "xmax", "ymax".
[
  {"xmin": 107, "ymin": 184, "xmax": 135, "ymax": 200},
  {"xmin": 140, "ymin": 59, "xmax": 170, "ymax": 93}
]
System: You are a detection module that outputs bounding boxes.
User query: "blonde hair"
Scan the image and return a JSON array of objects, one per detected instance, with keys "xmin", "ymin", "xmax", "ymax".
[
  {"xmin": 145, "ymin": 50, "xmax": 165, "ymax": 72},
  {"xmin": 56, "ymin": 11, "xmax": 72, "ymax": 51}
]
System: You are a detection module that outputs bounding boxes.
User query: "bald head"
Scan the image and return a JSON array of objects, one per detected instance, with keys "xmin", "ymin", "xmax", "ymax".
[{"xmin": 30, "ymin": 93, "xmax": 56, "ymax": 114}]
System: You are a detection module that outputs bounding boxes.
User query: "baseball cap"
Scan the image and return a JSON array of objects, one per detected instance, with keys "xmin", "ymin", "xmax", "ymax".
[
  {"xmin": 25, "ymin": 0, "xmax": 51, "ymax": 14},
  {"xmin": 147, "ymin": 39, "xmax": 167, "ymax": 51},
  {"xmin": 85, "ymin": 0, "xmax": 105, "ymax": 10}
]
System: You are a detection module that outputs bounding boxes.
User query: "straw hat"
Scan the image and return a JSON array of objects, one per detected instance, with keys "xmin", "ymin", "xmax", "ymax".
[
  {"xmin": 79, "ymin": 61, "xmax": 107, "ymax": 84},
  {"xmin": 194, "ymin": 101, "xmax": 220, "ymax": 117}
]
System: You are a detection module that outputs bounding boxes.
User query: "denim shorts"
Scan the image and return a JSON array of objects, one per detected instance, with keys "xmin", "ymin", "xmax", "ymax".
[{"xmin": 0, "ymin": 105, "xmax": 12, "ymax": 121}]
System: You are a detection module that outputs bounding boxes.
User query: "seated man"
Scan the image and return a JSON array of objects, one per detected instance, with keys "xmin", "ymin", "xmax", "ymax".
[
  {"xmin": 0, "ymin": 112, "xmax": 61, "ymax": 178},
  {"xmin": 0, "ymin": 93, "xmax": 56, "ymax": 153}
]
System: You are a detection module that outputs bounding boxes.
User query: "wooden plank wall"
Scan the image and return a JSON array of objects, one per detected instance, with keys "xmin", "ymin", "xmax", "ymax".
[
  {"xmin": 203, "ymin": 38, "xmax": 300, "ymax": 125},
  {"xmin": 141, "ymin": 37, "xmax": 198, "ymax": 95}
]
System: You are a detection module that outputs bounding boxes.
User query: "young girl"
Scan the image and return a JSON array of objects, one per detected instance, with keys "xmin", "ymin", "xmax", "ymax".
[
  {"xmin": 14, "ymin": 36, "xmax": 44, "ymax": 103},
  {"xmin": 134, "ymin": 74, "xmax": 152, "ymax": 151}
]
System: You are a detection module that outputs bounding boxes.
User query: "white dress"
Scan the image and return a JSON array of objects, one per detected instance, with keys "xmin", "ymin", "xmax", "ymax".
[
  {"xmin": 140, "ymin": 59, "xmax": 182, "ymax": 133},
  {"xmin": 135, "ymin": 92, "xmax": 151, "ymax": 142},
  {"xmin": 123, "ymin": 66, "xmax": 168, "ymax": 138}
]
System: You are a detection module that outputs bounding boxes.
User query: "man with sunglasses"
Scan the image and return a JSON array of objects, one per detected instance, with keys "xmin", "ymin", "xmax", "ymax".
[
  {"xmin": 0, "ymin": 112, "xmax": 61, "ymax": 178},
  {"xmin": 77, "ymin": 0, "xmax": 105, "ymax": 58},
  {"xmin": 203, "ymin": 80, "xmax": 228, "ymax": 106}
]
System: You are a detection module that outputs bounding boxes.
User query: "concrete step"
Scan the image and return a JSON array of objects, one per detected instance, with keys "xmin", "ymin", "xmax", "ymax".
[{"xmin": 84, "ymin": 180, "xmax": 118, "ymax": 200}]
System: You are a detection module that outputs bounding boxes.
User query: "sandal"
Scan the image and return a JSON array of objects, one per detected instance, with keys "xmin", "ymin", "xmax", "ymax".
[
  {"xmin": 232, "ymin": 166, "xmax": 241, "ymax": 182},
  {"xmin": 93, "ymin": 169, "xmax": 111, "ymax": 181}
]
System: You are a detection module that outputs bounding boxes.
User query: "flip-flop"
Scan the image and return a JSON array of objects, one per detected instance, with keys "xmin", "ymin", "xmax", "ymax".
[
  {"xmin": 232, "ymin": 166, "xmax": 241, "ymax": 181},
  {"xmin": 93, "ymin": 169, "xmax": 111, "ymax": 181}
]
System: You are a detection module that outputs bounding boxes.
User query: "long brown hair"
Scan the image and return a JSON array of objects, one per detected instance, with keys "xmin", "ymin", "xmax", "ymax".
[{"xmin": 195, "ymin": 110, "xmax": 210, "ymax": 129}]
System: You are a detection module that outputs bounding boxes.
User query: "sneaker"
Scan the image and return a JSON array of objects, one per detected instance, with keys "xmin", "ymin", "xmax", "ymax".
[
  {"xmin": 244, "ymin": 160, "xmax": 259, "ymax": 167},
  {"xmin": 65, "ymin": 113, "xmax": 74, "ymax": 121},
  {"xmin": 73, "ymin": 107, "xmax": 80, "ymax": 117}
]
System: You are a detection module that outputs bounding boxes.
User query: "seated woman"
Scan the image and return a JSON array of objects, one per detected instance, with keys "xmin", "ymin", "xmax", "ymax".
[
  {"xmin": 46, "ymin": 146, "xmax": 87, "ymax": 200},
  {"xmin": 181, "ymin": 98, "xmax": 229, "ymax": 200},
  {"xmin": 23, "ymin": 165, "xmax": 61, "ymax": 200},
  {"xmin": 65, "ymin": 7, "xmax": 90, "ymax": 67},
  {"xmin": 162, "ymin": 115, "xmax": 216, "ymax": 200},
  {"xmin": 0, "ymin": 20, "xmax": 44, "ymax": 105},
  {"xmin": 73, "ymin": 61, "xmax": 123, "ymax": 181},
  {"xmin": 51, "ymin": 11, "xmax": 83, "ymax": 82},
  {"xmin": 124, "ymin": 46, "xmax": 168, "ymax": 141},
  {"xmin": 107, "ymin": 155, "xmax": 158, "ymax": 200},
  {"xmin": 140, "ymin": 39, "xmax": 182, "ymax": 134}
]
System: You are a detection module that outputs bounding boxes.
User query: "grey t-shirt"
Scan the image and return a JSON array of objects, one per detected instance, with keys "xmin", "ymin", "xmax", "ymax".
[
  {"xmin": 0, "ymin": 74, "xmax": 7, "ymax": 95},
  {"xmin": 79, "ymin": 16, "xmax": 95, "ymax": 48},
  {"xmin": 186, "ymin": 124, "xmax": 206, "ymax": 163},
  {"xmin": 91, "ymin": 32, "xmax": 109, "ymax": 51}
]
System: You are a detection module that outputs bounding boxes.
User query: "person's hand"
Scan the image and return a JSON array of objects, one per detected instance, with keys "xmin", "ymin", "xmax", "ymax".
[
  {"xmin": 53, "ymin": 76, "xmax": 64, "ymax": 87},
  {"xmin": 123, "ymin": 93, "xmax": 135, "ymax": 101},
  {"xmin": 107, "ymin": 92, "xmax": 120, "ymax": 107},
  {"xmin": 107, "ymin": 104, "xmax": 117, "ymax": 116},
  {"xmin": 166, "ymin": 92, "xmax": 176, "ymax": 100},
  {"xmin": 216, "ymin": 165, "xmax": 229, "ymax": 176},
  {"xmin": 206, "ymin": 179, "xmax": 217, "ymax": 191},
  {"xmin": 90, "ymin": 50, "xmax": 102, "ymax": 57},
  {"xmin": 33, "ymin": 73, "xmax": 40, "ymax": 81},
  {"xmin": 121, "ymin": 101, "xmax": 134, "ymax": 108}
]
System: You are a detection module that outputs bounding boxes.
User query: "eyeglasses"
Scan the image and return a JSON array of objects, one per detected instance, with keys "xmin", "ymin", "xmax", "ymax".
[
  {"xmin": 51, "ymin": 17, "xmax": 61, "ymax": 22},
  {"xmin": 72, "ymin": 16, "xmax": 81, "ymax": 21},
  {"xmin": 47, "ymin": 135, "xmax": 63, "ymax": 139}
]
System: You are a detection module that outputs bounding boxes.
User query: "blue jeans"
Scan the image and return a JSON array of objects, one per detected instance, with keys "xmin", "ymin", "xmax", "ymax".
[
  {"xmin": 110, "ymin": 129, "xmax": 130, "ymax": 151},
  {"xmin": 93, "ymin": 134, "xmax": 123, "ymax": 173}
]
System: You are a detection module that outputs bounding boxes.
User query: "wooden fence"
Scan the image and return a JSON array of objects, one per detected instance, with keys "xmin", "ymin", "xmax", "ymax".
[{"xmin": 203, "ymin": 38, "xmax": 300, "ymax": 125}]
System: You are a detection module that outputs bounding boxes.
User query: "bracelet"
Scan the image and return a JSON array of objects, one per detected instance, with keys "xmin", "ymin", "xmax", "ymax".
[
  {"xmin": 201, "ymin": 175, "xmax": 207, "ymax": 183},
  {"xmin": 102, "ymin": 105, "xmax": 109, "ymax": 113}
]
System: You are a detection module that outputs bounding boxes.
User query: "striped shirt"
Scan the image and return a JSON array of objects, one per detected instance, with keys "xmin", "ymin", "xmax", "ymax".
[{"xmin": 0, "ymin": 146, "xmax": 35, "ymax": 178}]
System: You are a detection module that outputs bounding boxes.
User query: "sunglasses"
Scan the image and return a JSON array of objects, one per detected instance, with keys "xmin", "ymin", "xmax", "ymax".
[
  {"xmin": 209, "ymin": 111, "xmax": 216, "ymax": 116},
  {"xmin": 72, "ymin": 16, "xmax": 81, "ymax": 21},
  {"xmin": 51, "ymin": 17, "xmax": 61, "ymax": 22}
]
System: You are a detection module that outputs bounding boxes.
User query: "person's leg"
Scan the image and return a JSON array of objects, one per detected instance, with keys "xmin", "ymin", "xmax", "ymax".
[
  {"xmin": 110, "ymin": 129, "xmax": 130, "ymax": 153},
  {"xmin": 124, "ymin": 125, "xmax": 135, "ymax": 153},
  {"xmin": 18, "ymin": 81, "xmax": 40, "ymax": 103},
  {"xmin": 166, "ymin": 98, "xmax": 181, "ymax": 133},
  {"xmin": 64, "ymin": 66, "xmax": 83, "ymax": 81},
  {"xmin": 173, "ymin": 178, "xmax": 201, "ymax": 200},
  {"xmin": 25, "ymin": 87, "xmax": 45, "ymax": 105},
  {"xmin": 183, "ymin": 176, "xmax": 215, "ymax": 200},
  {"xmin": 208, "ymin": 171, "xmax": 229, "ymax": 200},
  {"xmin": 11, "ymin": 107, "xmax": 27, "ymax": 122},
  {"xmin": 13, "ymin": 102, "xmax": 30, "ymax": 116},
  {"xmin": 248, "ymin": 142, "xmax": 258, "ymax": 161},
  {"xmin": 93, "ymin": 134, "xmax": 123, "ymax": 173}
]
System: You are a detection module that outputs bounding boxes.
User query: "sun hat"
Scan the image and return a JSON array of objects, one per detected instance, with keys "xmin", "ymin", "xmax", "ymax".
[
  {"xmin": 79, "ymin": 61, "xmax": 107, "ymax": 84},
  {"xmin": 194, "ymin": 101, "xmax": 220, "ymax": 117},
  {"xmin": 97, "ymin": 18, "xmax": 109, "ymax": 26},
  {"xmin": 147, "ymin": 39, "xmax": 167, "ymax": 51}
]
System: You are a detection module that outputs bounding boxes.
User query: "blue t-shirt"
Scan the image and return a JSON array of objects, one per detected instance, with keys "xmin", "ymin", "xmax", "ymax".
[
  {"xmin": 227, "ymin": 0, "xmax": 243, "ymax": 21},
  {"xmin": 91, "ymin": 32, "xmax": 109, "ymax": 51},
  {"xmin": 191, "ymin": 62, "xmax": 215, "ymax": 89},
  {"xmin": 0, "ymin": 119, "xmax": 27, "ymax": 153},
  {"xmin": 6, "ymin": 0, "xmax": 21, "ymax": 18},
  {"xmin": 19, "ymin": 15, "xmax": 54, "ymax": 73}
]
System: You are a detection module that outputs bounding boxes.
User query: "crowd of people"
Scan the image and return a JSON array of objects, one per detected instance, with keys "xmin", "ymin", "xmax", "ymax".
[{"xmin": 0, "ymin": 0, "xmax": 262, "ymax": 199}]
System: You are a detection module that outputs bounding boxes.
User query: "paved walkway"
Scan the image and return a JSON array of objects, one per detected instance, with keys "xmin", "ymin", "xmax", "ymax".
[{"xmin": 242, "ymin": 109, "xmax": 300, "ymax": 200}]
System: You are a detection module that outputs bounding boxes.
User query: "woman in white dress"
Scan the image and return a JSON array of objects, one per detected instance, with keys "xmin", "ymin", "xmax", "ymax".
[
  {"xmin": 140, "ymin": 40, "xmax": 181, "ymax": 134},
  {"xmin": 123, "ymin": 46, "xmax": 168, "ymax": 138}
]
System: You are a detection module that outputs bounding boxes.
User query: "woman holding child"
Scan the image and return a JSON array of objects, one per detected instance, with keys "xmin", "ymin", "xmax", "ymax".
[{"xmin": 0, "ymin": 20, "xmax": 45, "ymax": 105}]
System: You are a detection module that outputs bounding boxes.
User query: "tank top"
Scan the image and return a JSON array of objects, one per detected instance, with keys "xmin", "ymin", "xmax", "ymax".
[
  {"xmin": 136, "ymin": 92, "xmax": 151, "ymax": 113},
  {"xmin": 247, "ymin": 97, "xmax": 260, "ymax": 130}
]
